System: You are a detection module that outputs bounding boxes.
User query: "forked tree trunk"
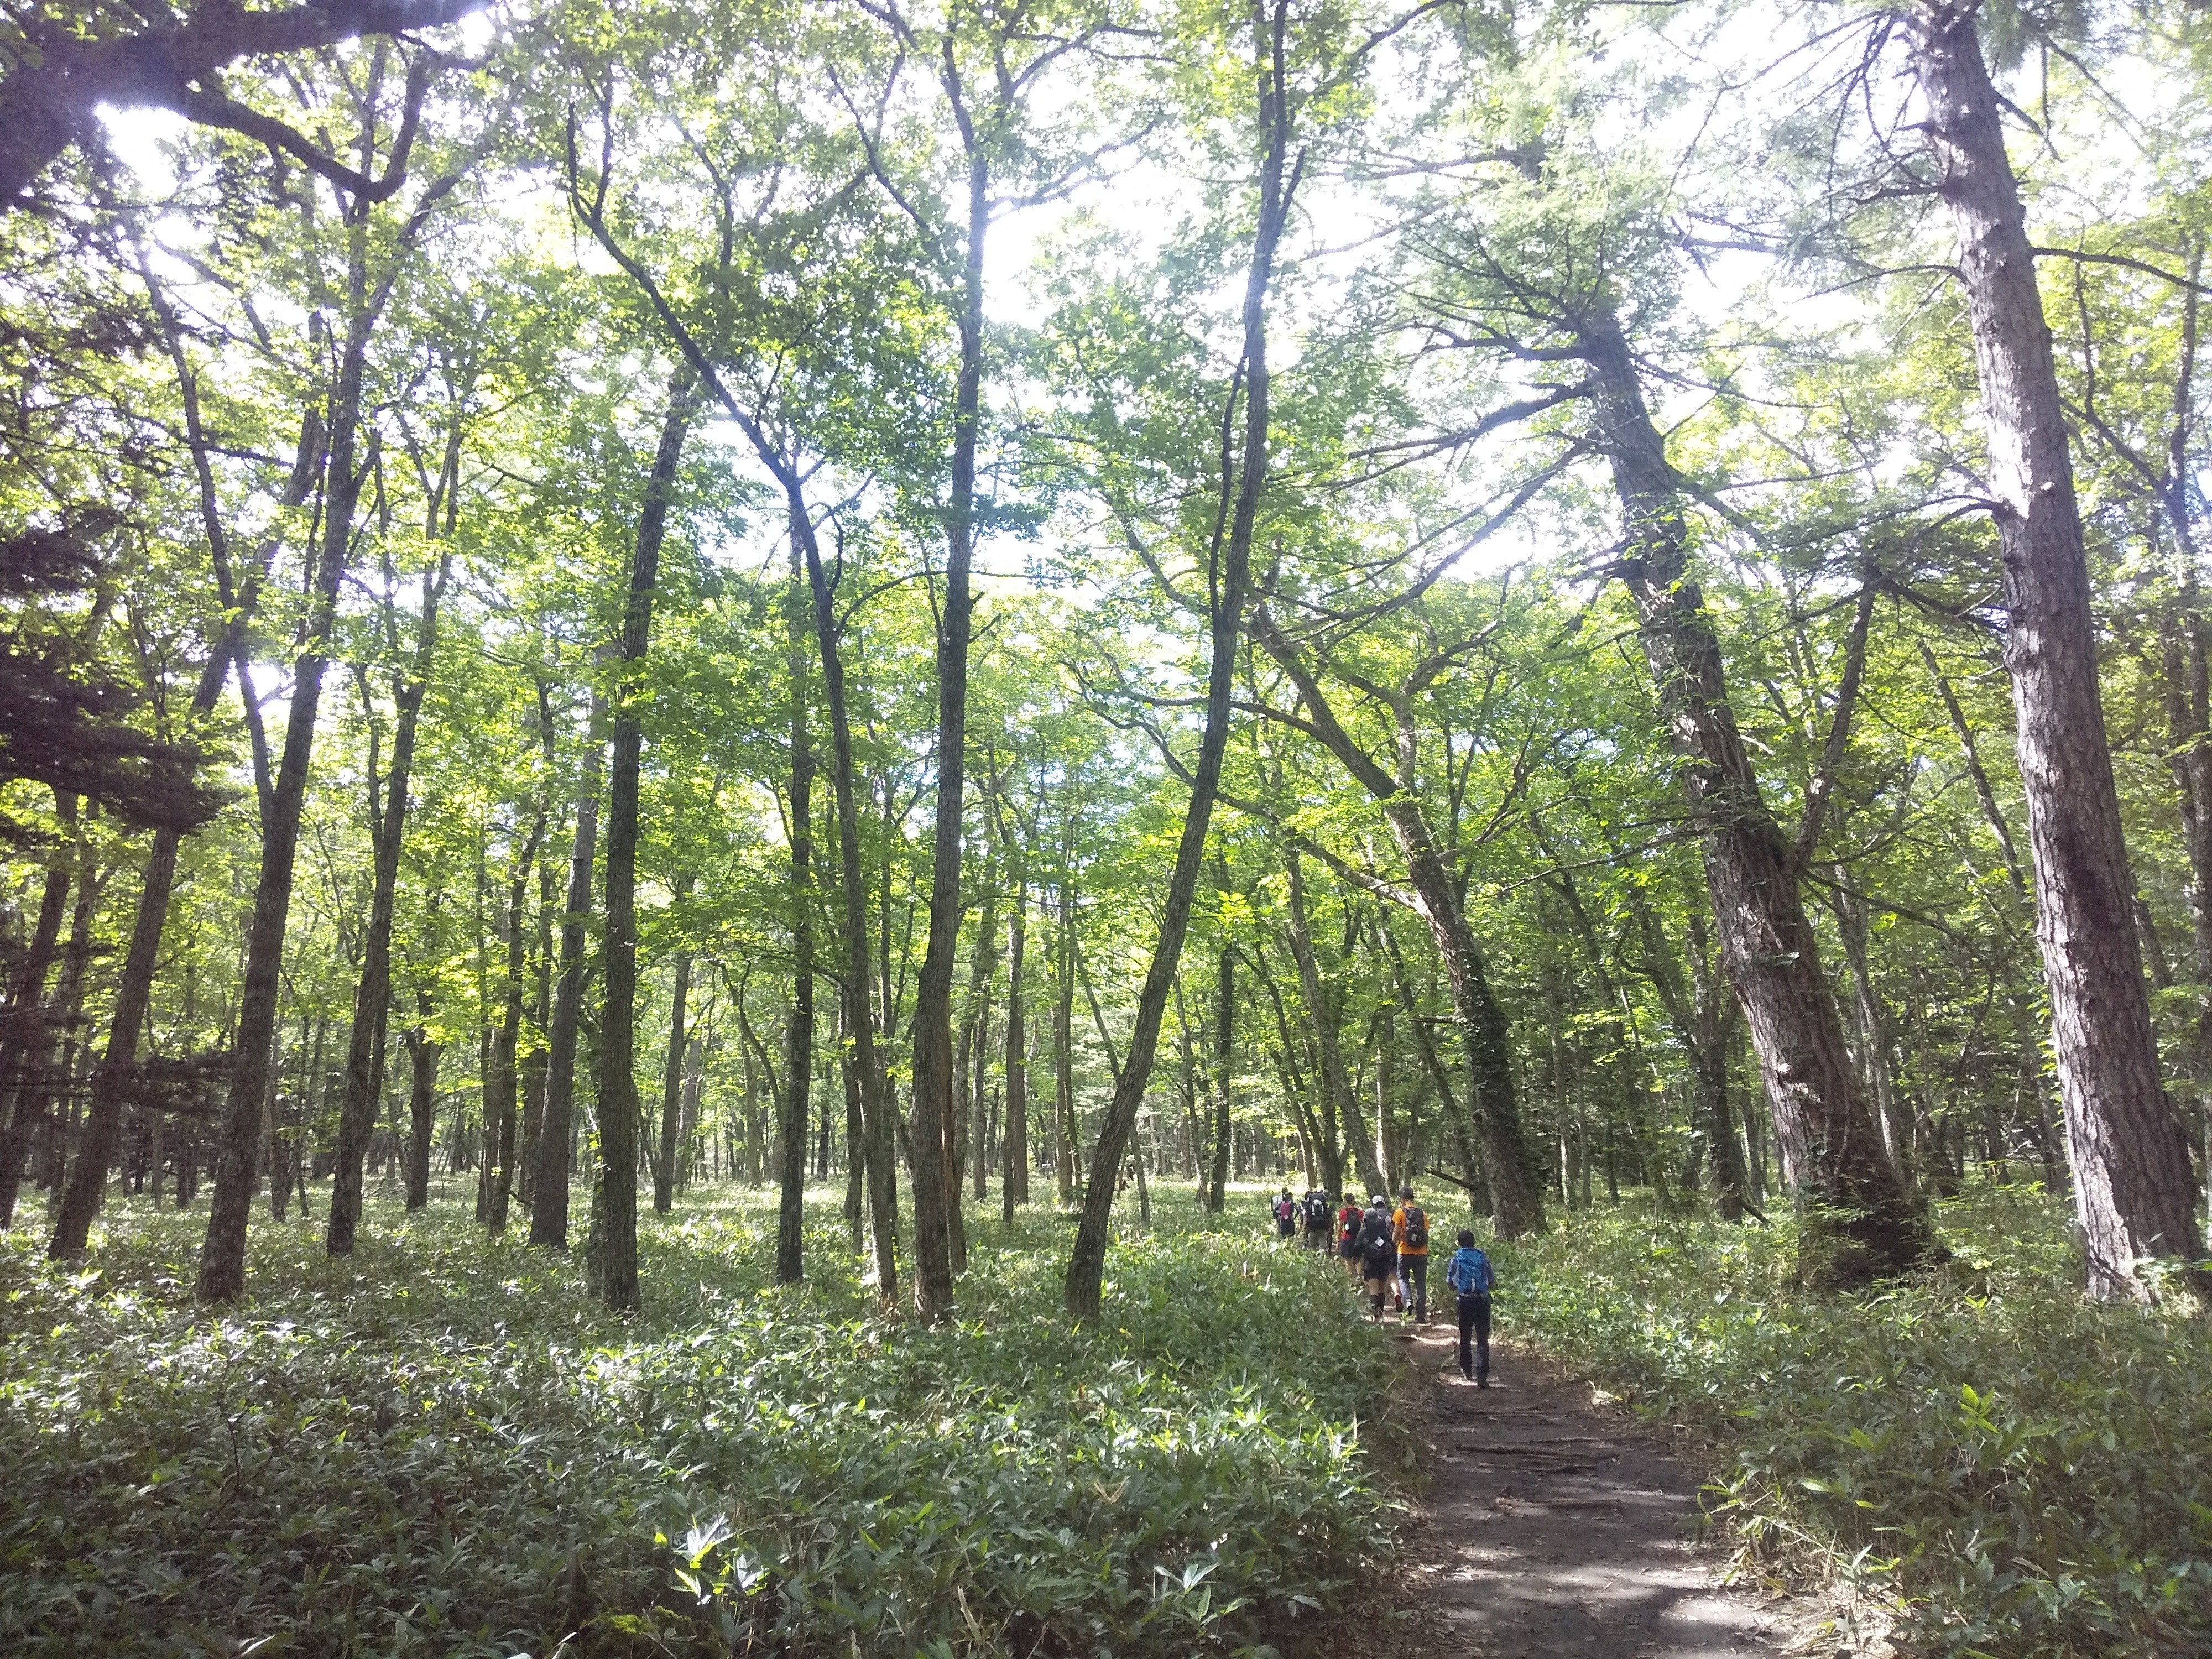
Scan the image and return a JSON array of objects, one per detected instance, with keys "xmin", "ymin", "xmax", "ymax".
[
  {"xmin": 196, "ymin": 279, "xmax": 378, "ymax": 1303},
  {"xmin": 592, "ymin": 378, "xmax": 695, "ymax": 1312},
  {"xmin": 1063, "ymin": 0, "xmax": 1293, "ymax": 1317},
  {"xmin": 1908, "ymin": 1, "xmax": 2204, "ymax": 1299}
]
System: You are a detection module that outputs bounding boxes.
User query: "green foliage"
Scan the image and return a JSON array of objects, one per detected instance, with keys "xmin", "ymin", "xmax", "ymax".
[
  {"xmin": 1498, "ymin": 1190, "xmax": 2212, "ymax": 1656},
  {"xmin": 0, "ymin": 1188, "xmax": 1393, "ymax": 1657}
]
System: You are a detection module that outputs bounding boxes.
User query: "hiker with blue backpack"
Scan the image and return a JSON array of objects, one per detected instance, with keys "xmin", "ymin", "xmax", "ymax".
[{"xmin": 1444, "ymin": 1229, "xmax": 1494, "ymax": 1386}]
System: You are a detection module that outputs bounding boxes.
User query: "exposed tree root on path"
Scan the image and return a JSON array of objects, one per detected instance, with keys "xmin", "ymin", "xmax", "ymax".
[{"xmin": 1382, "ymin": 1327, "xmax": 1823, "ymax": 1656}]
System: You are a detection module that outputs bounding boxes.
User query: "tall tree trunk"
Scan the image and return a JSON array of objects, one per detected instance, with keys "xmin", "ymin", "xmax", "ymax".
[
  {"xmin": 46, "ymin": 393, "xmax": 313, "ymax": 1254},
  {"xmin": 1053, "ymin": 873, "xmax": 1078, "ymax": 1203},
  {"xmin": 403, "ymin": 987, "xmax": 437, "ymax": 1211},
  {"xmin": 1283, "ymin": 850, "xmax": 1376, "ymax": 1194},
  {"xmin": 1063, "ymin": 0, "xmax": 1291, "ymax": 1316},
  {"xmin": 591, "ymin": 377, "xmax": 694, "ymax": 1312},
  {"xmin": 797, "ymin": 510, "xmax": 899, "ymax": 1305},
  {"xmin": 0, "ymin": 801, "xmax": 75, "ymax": 1228},
  {"xmin": 904, "ymin": 140, "xmax": 990, "ymax": 1327},
  {"xmin": 328, "ymin": 550, "xmax": 451, "ymax": 1254},
  {"xmin": 779, "ymin": 533, "xmax": 815, "ymax": 1282},
  {"xmin": 530, "ymin": 692, "xmax": 607, "ymax": 1248},
  {"xmin": 196, "ymin": 259, "xmax": 378, "ymax": 1303},
  {"xmin": 1576, "ymin": 310, "xmax": 1924, "ymax": 1282},
  {"xmin": 1250, "ymin": 611, "xmax": 1549, "ymax": 1235},
  {"xmin": 1909, "ymin": 1, "xmax": 2204, "ymax": 1298},
  {"xmin": 487, "ymin": 818, "xmax": 543, "ymax": 1230},
  {"xmin": 1208, "ymin": 944, "xmax": 1233, "ymax": 1213},
  {"xmin": 654, "ymin": 872, "xmax": 695, "ymax": 1215},
  {"xmin": 1003, "ymin": 862, "xmax": 1030, "ymax": 1215}
]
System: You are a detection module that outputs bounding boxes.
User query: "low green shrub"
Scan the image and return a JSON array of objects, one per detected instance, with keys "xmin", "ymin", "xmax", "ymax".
[
  {"xmin": 0, "ymin": 1188, "xmax": 1392, "ymax": 1657},
  {"xmin": 1495, "ymin": 1186, "xmax": 2212, "ymax": 1657}
]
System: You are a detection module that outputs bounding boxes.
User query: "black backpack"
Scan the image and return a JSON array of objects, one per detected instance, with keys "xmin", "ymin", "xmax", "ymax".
[
  {"xmin": 1303, "ymin": 1194, "xmax": 1329, "ymax": 1228},
  {"xmin": 1401, "ymin": 1206, "xmax": 1427, "ymax": 1251},
  {"xmin": 1359, "ymin": 1219, "xmax": 1395, "ymax": 1272}
]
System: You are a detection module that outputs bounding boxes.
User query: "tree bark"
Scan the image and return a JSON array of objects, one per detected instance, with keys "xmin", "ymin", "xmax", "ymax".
[
  {"xmin": 591, "ymin": 377, "xmax": 695, "ymax": 1312},
  {"xmin": 403, "ymin": 988, "xmax": 437, "ymax": 1210},
  {"xmin": 903, "ymin": 141, "xmax": 990, "ymax": 1326},
  {"xmin": 1208, "ymin": 943, "xmax": 1234, "ymax": 1212},
  {"xmin": 530, "ymin": 692, "xmax": 607, "ymax": 1248},
  {"xmin": 486, "ymin": 817, "xmax": 544, "ymax": 1230},
  {"xmin": 654, "ymin": 874, "xmax": 695, "ymax": 1215},
  {"xmin": 778, "ymin": 533, "xmax": 815, "ymax": 1282},
  {"xmin": 1062, "ymin": 0, "xmax": 1292, "ymax": 1316},
  {"xmin": 196, "ymin": 250, "xmax": 378, "ymax": 1301},
  {"xmin": 1575, "ymin": 310, "xmax": 1925, "ymax": 1282},
  {"xmin": 1003, "ymin": 859, "xmax": 1030, "ymax": 1214},
  {"xmin": 0, "ymin": 822, "xmax": 72, "ymax": 1228},
  {"xmin": 1909, "ymin": 1, "xmax": 2205, "ymax": 1298},
  {"xmin": 1283, "ymin": 850, "xmax": 1375, "ymax": 1195},
  {"xmin": 1250, "ymin": 611, "xmax": 1549, "ymax": 1236},
  {"xmin": 327, "ymin": 548, "xmax": 451, "ymax": 1254}
]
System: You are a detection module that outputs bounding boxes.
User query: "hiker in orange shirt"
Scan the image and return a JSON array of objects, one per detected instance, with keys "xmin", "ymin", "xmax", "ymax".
[{"xmin": 1390, "ymin": 1185, "xmax": 1431, "ymax": 1322}]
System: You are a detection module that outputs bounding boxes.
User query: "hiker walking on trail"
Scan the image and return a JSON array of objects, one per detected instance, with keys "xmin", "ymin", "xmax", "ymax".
[
  {"xmin": 1272, "ymin": 1188, "xmax": 1297, "ymax": 1240},
  {"xmin": 1302, "ymin": 1188, "xmax": 1332, "ymax": 1250},
  {"xmin": 1357, "ymin": 1197, "xmax": 1396, "ymax": 1319},
  {"xmin": 1337, "ymin": 1192, "xmax": 1364, "ymax": 1279},
  {"xmin": 1391, "ymin": 1186, "xmax": 1431, "ymax": 1322},
  {"xmin": 1445, "ymin": 1228, "xmax": 1494, "ymax": 1386}
]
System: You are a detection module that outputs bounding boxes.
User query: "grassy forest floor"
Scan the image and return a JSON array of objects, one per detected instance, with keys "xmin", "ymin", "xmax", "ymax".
[{"xmin": 3, "ymin": 1178, "xmax": 2209, "ymax": 1657}]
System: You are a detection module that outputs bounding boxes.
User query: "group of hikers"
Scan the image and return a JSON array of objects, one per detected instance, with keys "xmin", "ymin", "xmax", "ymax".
[{"xmin": 1272, "ymin": 1185, "xmax": 1493, "ymax": 1386}]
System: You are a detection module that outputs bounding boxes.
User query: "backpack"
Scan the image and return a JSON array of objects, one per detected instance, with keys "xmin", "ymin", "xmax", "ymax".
[
  {"xmin": 1304, "ymin": 1194, "xmax": 1329, "ymax": 1228},
  {"xmin": 1400, "ymin": 1206, "xmax": 1428, "ymax": 1251},
  {"xmin": 1274, "ymin": 1196, "xmax": 1295, "ymax": 1223},
  {"xmin": 1339, "ymin": 1207, "xmax": 1361, "ymax": 1244},
  {"xmin": 1450, "ymin": 1246, "xmax": 1491, "ymax": 1295},
  {"xmin": 1359, "ymin": 1218, "xmax": 1395, "ymax": 1273}
]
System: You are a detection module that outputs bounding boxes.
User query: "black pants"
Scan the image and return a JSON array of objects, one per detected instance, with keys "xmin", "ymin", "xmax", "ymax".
[
  {"xmin": 1456, "ymin": 1291, "xmax": 1491, "ymax": 1381},
  {"xmin": 1400, "ymin": 1254, "xmax": 1428, "ymax": 1319}
]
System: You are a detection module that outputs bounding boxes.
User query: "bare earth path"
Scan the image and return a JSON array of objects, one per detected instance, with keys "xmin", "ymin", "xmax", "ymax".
[{"xmin": 1389, "ymin": 1326, "xmax": 1795, "ymax": 1657}]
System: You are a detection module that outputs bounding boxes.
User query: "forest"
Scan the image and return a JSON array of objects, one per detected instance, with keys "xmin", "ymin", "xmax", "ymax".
[{"xmin": 2, "ymin": 0, "xmax": 2210, "ymax": 1653}]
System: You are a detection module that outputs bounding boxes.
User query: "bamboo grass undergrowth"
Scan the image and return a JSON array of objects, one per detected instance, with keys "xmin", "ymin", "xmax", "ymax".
[
  {"xmin": 1, "ymin": 1182, "xmax": 1393, "ymax": 1657},
  {"xmin": 1495, "ymin": 1183, "xmax": 2212, "ymax": 1657}
]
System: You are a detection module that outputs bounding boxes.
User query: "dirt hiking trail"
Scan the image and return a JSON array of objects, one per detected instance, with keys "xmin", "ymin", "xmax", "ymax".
[{"xmin": 1388, "ymin": 1327, "xmax": 1801, "ymax": 1657}]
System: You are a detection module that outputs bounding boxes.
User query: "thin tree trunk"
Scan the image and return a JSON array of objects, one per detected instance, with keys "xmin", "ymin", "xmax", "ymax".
[
  {"xmin": 779, "ymin": 532, "xmax": 815, "ymax": 1282},
  {"xmin": 328, "ymin": 549, "xmax": 451, "ymax": 1254},
  {"xmin": 654, "ymin": 873, "xmax": 695, "ymax": 1215},
  {"xmin": 530, "ymin": 692, "xmax": 607, "ymax": 1249},
  {"xmin": 1909, "ymin": 0, "xmax": 2204, "ymax": 1298},
  {"xmin": 1063, "ymin": 0, "xmax": 1292, "ymax": 1316},
  {"xmin": 403, "ymin": 988, "xmax": 437, "ymax": 1211},
  {"xmin": 0, "ymin": 802, "xmax": 74, "ymax": 1229},
  {"xmin": 590, "ymin": 375, "xmax": 695, "ymax": 1312},
  {"xmin": 1003, "ymin": 862, "xmax": 1030, "ymax": 1216},
  {"xmin": 1208, "ymin": 944, "xmax": 1234, "ymax": 1213},
  {"xmin": 1284, "ymin": 850, "xmax": 1375, "ymax": 1194},
  {"xmin": 488, "ymin": 817, "xmax": 544, "ymax": 1230},
  {"xmin": 1053, "ymin": 873, "xmax": 1078, "ymax": 1204}
]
